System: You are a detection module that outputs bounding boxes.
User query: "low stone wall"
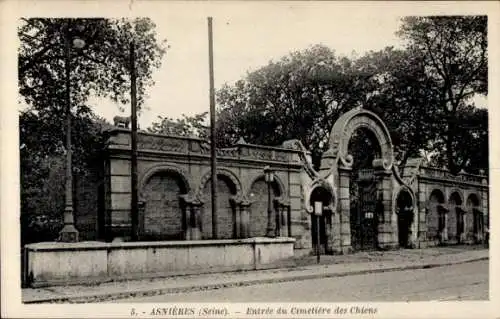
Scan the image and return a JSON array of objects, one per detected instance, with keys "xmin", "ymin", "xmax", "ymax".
[{"xmin": 24, "ymin": 237, "xmax": 295, "ymax": 287}]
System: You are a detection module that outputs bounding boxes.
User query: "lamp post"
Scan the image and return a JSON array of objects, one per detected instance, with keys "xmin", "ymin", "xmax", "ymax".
[
  {"xmin": 59, "ymin": 21, "xmax": 85, "ymax": 243},
  {"xmin": 314, "ymin": 201, "xmax": 323, "ymax": 263},
  {"xmin": 130, "ymin": 40, "xmax": 139, "ymax": 242},
  {"xmin": 264, "ymin": 166, "xmax": 275, "ymax": 237}
]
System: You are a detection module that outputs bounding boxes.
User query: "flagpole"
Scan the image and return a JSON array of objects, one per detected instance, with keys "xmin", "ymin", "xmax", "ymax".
[{"xmin": 208, "ymin": 17, "xmax": 218, "ymax": 239}]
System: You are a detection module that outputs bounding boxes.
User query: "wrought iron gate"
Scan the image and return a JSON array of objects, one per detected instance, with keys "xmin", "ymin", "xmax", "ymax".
[{"xmin": 351, "ymin": 170, "xmax": 379, "ymax": 251}]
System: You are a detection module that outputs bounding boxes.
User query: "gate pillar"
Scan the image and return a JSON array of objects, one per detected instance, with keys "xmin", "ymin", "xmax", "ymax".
[
  {"xmin": 338, "ymin": 166, "xmax": 352, "ymax": 253},
  {"xmin": 374, "ymin": 167, "xmax": 397, "ymax": 249}
]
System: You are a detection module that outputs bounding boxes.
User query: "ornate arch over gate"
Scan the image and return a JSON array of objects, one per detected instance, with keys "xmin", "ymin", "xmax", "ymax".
[
  {"xmin": 327, "ymin": 107, "xmax": 394, "ymax": 171},
  {"xmin": 317, "ymin": 107, "xmax": 399, "ymax": 252}
]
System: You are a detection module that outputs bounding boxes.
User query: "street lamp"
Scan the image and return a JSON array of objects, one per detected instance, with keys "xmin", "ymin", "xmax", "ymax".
[
  {"xmin": 264, "ymin": 166, "xmax": 275, "ymax": 237},
  {"xmin": 59, "ymin": 21, "xmax": 86, "ymax": 243}
]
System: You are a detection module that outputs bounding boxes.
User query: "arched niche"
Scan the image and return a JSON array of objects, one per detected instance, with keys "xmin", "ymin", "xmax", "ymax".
[
  {"xmin": 448, "ymin": 191, "xmax": 464, "ymax": 242},
  {"xmin": 139, "ymin": 164, "xmax": 190, "ymax": 198},
  {"xmin": 247, "ymin": 174, "xmax": 284, "ymax": 238},
  {"xmin": 198, "ymin": 168, "xmax": 243, "ymax": 240},
  {"xmin": 466, "ymin": 193, "xmax": 483, "ymax": 243},
  {"xmin": 138, "ymin": 164, "xmax": 191, "ymax": 240},
  {"xmin": 395, "ymin": 189, "xmax": 414, "ymax": 248},
  {"xmin": 427, "ymin": 189, "xmax": 446, "ymax": 242},
  {"xmin": 309, "ymin": 184, "xmax": 336, "ymax": 254},
  {"xmin": 197, "ymin": 168, "xmax": 243, "ymax": 202}
]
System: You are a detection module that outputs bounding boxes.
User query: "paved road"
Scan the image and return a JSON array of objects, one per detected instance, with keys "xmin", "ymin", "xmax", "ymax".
[{"xmin": 115, "ymin": 260, "xmax": 488, "ymax": 302}]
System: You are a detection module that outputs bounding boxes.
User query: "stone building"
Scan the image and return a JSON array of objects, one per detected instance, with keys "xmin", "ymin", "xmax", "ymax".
[{"xmin": 72, "ymin": 108, "xmax": 488, "ymax": 255}]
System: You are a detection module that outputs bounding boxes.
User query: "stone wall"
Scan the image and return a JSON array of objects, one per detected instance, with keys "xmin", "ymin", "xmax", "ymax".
[
  {"xmin": 66, "ymin": 119, "xmax": 489, "ymax": 254},
  {"xmin": 25, "ymin": 238, "xmax": 296, "ymax": 287},
  {"xmin": 102, "ymin": 129, "xmax": 306, "ymax": 245},
  {"xmin": 408, "ymin": 166, "xmax": 488, "ymax": 247}
]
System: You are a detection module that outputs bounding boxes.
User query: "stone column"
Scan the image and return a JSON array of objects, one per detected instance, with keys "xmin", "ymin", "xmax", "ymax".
[
  {"xmin": 417, "ymin": 183, "xmax": 427, "ymax": 248},
  {"xmin": 239, "ymin": 200, "xmax": 251, "ymax": 238},
  {"xmin": 184, "ymin": 202, "xmax": 193, "ymax": 240},
  {"xmin": 480, "ymin": 173, "xmax": 488, "ymax": 236},
  {"xmin": 279, "ymin": 203, "xmax": 291, "ymax": 237},
  {"xmin": 474, "ymin": 209, "xmax": 484, "ymax": 242},
  {"xmin": 443, "ymin": 211, "xmax": 449, "ymax": 241},
  {"xmin": 338, "ymin": 167, "xmax": 352, "ymax": 253},
  {"xmin": 181, "ymin": 194, "xmax": 203, "ymax": 241},
  {"xmin": 190, "ymin": 201, "xmax": 203, "ymax": 240},
  {"xmin": 286, "ymin": 205, "xmax": 292, "ymax": 238},
  {"xmin": 274, "ymin": 200, "xmax": 281, "ymax": 237},
  {"xmin": 462, "ymin": 209, "xmax": 467, "ymax": 242},
  {"xmin": 410, "ymin": 207, "xmax": 417, "ymax": 248},
  {"xmin": 232, "ymin": 198, "xmax": 241, "ymax": 239}
]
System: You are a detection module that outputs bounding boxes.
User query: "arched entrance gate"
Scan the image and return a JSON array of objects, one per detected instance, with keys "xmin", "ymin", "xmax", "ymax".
[
  {"xmin": 307, "ymin": 182, "xmax": 335, "ymax": 254},
  {"xmin": 310, "ymin": 108, "xmax": 415, "ymax": 253}
]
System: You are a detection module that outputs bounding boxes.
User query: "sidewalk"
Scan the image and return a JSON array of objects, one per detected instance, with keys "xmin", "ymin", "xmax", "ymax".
[{"xmin": 22, "ymin": 246, "xmax": 488, "ymax": 304}]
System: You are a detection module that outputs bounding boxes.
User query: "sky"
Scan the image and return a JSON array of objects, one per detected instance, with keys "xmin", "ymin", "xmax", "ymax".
[
  {"xmin": 90, "ymin": 2, "xmax": 409, "ymax": 128},
  {"xmin": 15, "ymin": 1, "xmax": 490, "ymax": 128}
]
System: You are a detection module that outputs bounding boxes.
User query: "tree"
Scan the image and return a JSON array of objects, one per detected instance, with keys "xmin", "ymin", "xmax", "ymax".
[
  {"xmin": 19, "ymin": 18, "xmax": 168, "ymax": 113},
  {"xmin": 428, "ymin": 106, "xmax": 488, "ymax": 174},
  {"xmin": 19, "ymin": 18, "xmax": 167, "ymax": 241},
  {"xmin": 19, "ymin": 18, "xmax": 168, "ymax": 167},
  {"xmin": 20, "ymin": 110, "xmax": 108, "ymax": 244},
  {"xmin": 397, "ymin": 16, "xmax": 487, "ymax": 173},
  {"xmin": 357, "ymin": 46, "xmax": 444, "ymax": 169},
  {"xmin": 216, "ymin": 44, "xmax": 366, "ymax": 168},
  {"xmin": 147, "ymin": 112, "xmax": 209, "ymax": 138}
]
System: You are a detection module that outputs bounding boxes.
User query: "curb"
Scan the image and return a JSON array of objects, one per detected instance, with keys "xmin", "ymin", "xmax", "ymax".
[{"xmin": 23, "ymin": 256, "xmax": 488, "ymax": 304}]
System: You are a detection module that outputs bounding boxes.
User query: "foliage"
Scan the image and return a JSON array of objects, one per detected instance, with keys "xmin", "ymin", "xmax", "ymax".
[
  {"xmin": 19, "ymin": 18, "xmax": 167, "ymax": 243},
  {"xmin": 19, "ymin": 108, "xmax": 107, "ymax": 190},
  {"xmin": 212, "ymin": 17, "xmax": 488, "ymax": 174},
  {"xmin": 428, "ymin": 106, "xmax": 488, "ymax": 174},
  {"xmin": 19, "ymin": 18, "xmax": 168, "ymax": 114},
  {"xmin": 358, "ymin": 46, "xmax": 445, "ymax": 168},
  {"xmin": 397, "ymin": 16, "xmax": 487, "ymax": 173},
  {"xmin": 216, "ymin": 44, "xmax": 366, "ymax": 168},
  {"xmin": 147, "ymin": 112, "xmax": 209, "ymax": 138},
  {"xmin": 20, "ymin": 111, "xmax": 107, "ymax": 244}
]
